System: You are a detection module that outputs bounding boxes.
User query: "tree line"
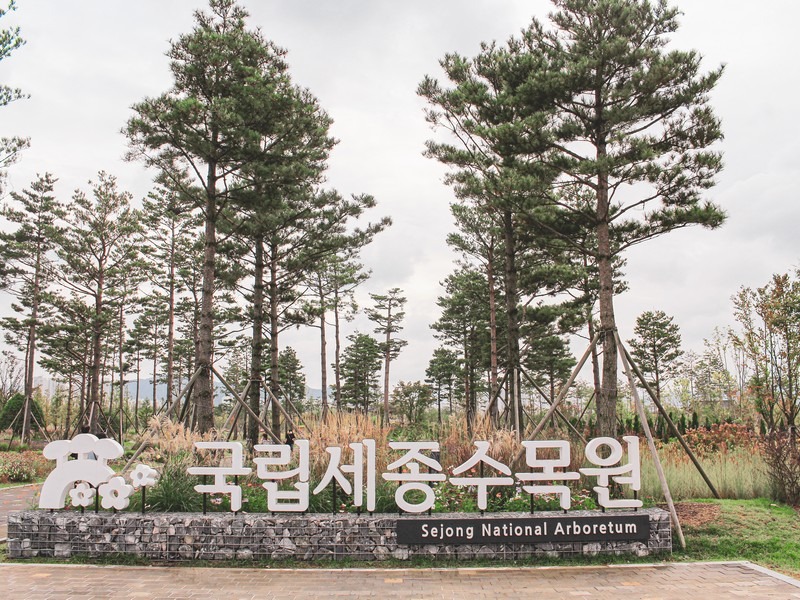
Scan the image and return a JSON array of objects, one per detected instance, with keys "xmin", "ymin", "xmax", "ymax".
[
  {"xmin": 419, "ymin": 0, "xmax": 724, "ymax": 437},
  {"xmin": 0, "ymin": 1, "xmax": 408, "ymax": 443},
  {"xmin": 5, "ymin": 0, "xmax": 772, "ymax": 445}
]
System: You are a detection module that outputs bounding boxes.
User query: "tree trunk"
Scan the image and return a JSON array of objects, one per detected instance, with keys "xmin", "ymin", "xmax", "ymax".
[
  {"xmin": 464, "ymin": 332, "xmax": 474, "ymax": 435},
  {"xmin": 333, "ymin": 284, "xmax": 343, "ymax": 410},
  {"xmin": 436, "ymin": 380, "xmax": 442, "ymax": 424},
  {"xmin": 193, "ymin": 157, "xmax": 218, "ymax": 433},
  {"xmin": 166, "ymin": 222, "xmax": 177, "ymax": 415},
  {"xmin": 117, "ymin": 301, "xmax": 125, "ymax": 444},
  {"xmin": 248, "ymin": 237, "xmax": 265, "ymax": 446},
  {"xmin": 487, "ymin": 254, "xmax": 499, "ymax": 422},
  {"xmin": 502, "ymin": 208, "xmax": 522, "ymax": 431},
  {"xmin": 596, "ymin": 194, "xmax": 618, "ymax": 439},
  {"xmin": 79, "ymin": 338, "xmax": 88, "ymax": 430},
  {"xmin": 89, "ymin": 271, "xmax": 104, "ymax": 434},
  {"xmin": 318, "ymin": 275, "xmax": 329, "ymax": 417},
  {"xmin": 134, "ymin": 348, "xmax": 140, "ymax": 432},
  {"xmin": 21, "ymin": 247, "xmax": 41, "ymax": 443},
  {"xmin": 593, "ymin": 79, "xmax": 619, "ymax": 439},
  {"xmin": 268, "ymin": 241, "xmax": 281, "ymax": 437},
  {"xmin": 65, "ymin": 375, "xmax": 73, "ymax": 437},
  {"xmin": 583, "ymin": 256, "xmax": 603, "ymax": 426},
  {"xmin": 381, "ymin": 301, "xmax": 393, "ymax": 426},
  {"xmin": 151, "ymin": 342, "xmax": 158, "ymax": 415}
]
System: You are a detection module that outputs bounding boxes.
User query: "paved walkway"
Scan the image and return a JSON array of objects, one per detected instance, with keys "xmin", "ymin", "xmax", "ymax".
[
  {"xmin": 3, "ymin": 486, "xmax": 800, "ymax": 598},
  {"xmin": 0, "ymin": 562, "xmax": 798, "ymax": 599},
  {"xmin": 0, "ymin": 483, "xmax": 40, "ymax": 540}
]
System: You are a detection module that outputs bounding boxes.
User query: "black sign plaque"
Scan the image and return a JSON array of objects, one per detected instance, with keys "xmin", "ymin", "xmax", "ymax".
[{"xmin": 396, "ymin": 514, "xmax": 650, "ymax": 545}]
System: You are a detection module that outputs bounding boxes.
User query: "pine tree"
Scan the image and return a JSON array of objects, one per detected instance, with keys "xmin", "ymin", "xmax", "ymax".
[
  {"xmin": 276, "ymin": 346, "xmax": 306, "ymax": 414},
  {"xmin": 0, "ymin": 1, "xmax": 29, "ymax": 191},
  {"xmin": 447, "ymin": 203, "xmax": 503, "ymax": 417},
  {"xmin": 140, "ymin": 174, "xmax": 201, "ymax": 412},
  {"xmin": 628, "ymin": 310, "xmax": 683, "ymax": 403},
  {"xmin": 366, "ymin": 288, "xmax": 407, "ymax": 425},
  {"xmin": 38, "ymin": 293, "xmax": 93, "ymax": 434},
  {"xmin": 304, "ymin": 239, "xmax": 388, "ymax": 417},
  {"xmin": 55, "ymin": 172, "xmax": 142, "ymax": 433},
  {"xmin": 542, "ymin": 0, "xmax": 723, "ymax": 436},
  {"xmin": 126, "ymin": 0, "xmax": 309, "ymax": 432},
  {"xmin": 425, "ymin": 347, "xmax": 460, "ymax": 423},
  {"xmin": 390, "ymin": 381, "xmax": 433, "ymax": 425},
  {"xmin": 431, "ymin": 269, "xmax": 491, "ymax": 430},
  {"xmin": 0, "ymin": 173, "xmax": 65, "ymax": 441},
  {"xmin": 339, "ymin": 332, "xmax": 382, "ymax": 414},
  {"xmin": 237, "ymin": 186, "xmax": 385, "ymax": 441},
  {"xmin": 421, "ymin": 0, "xmax": 725, "ymax": 437}
]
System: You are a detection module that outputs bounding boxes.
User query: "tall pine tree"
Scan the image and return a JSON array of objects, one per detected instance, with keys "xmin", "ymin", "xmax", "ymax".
[{"xmin": 126, "ymin": 0, "xmax": 312, "ymax": 432}]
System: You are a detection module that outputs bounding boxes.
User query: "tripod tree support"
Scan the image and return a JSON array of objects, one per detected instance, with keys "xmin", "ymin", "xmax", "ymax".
[
  {"xmin": 620, "ymin": 341, "xmax": 720, "ymax": 500},
  {"xmin": 512, "ymin": 332, "xmax": 600, "ymax": 469},
  {"xmin": 259, "ymin": 377, "xmax": 310, "ymax": 434},
  {"xmin": 523, "ymin": 331, "xmax": 600, "ymax": 443},
  {"xmin": 219, "ymin": 380, "xmax": 251, "ymax": 442},
  {"xmin": 616, "ymin": 330, "xmax": 686, "ymax": 550},
  {"xmin": 122, "ymin": 366, "xmax": 205, "ymax": 474},
  {"xmin": 521, "ymin": 369, "xmax": 587, "ymax": 445},
  {"xmin": 225, "ymin": 403, "xmax": 243, "ymax": 442},
  {"xmin": 211, "ymin": 366, "xmax": 281, "ymax": 444}
]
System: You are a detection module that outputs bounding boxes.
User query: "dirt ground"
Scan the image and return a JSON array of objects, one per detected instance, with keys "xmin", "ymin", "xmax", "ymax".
[{"xmin": 663, "ymin": 502, "xmax": 721, "ymax": 527}]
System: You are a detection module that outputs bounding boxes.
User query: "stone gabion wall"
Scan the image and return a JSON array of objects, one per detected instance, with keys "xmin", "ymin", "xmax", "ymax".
[{"xmin": 8, "ymin": 508, "xmax": 671, "ymax": 561}]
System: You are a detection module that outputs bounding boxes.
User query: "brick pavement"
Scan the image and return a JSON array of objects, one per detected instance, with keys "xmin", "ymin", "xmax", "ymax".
[
  {"xmin": 0, "ymin": 483, "xmax": 40, "ymax": 540},
  {"xmin": 3, "ymin": 485, "xmax": 800, "ymax": 598},
  {"xmin": 0, "ymin": 562, "xmax": 798, "ymax": 599}
]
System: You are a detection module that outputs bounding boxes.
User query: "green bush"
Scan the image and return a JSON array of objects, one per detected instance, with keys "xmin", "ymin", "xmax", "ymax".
[
  {"xmin": 0, "ymin": 393, "xmax": 46, "ymax": 434},
  {"xmin": 139, "ymin": 452, "xmax": 203, "ymax": 512}
]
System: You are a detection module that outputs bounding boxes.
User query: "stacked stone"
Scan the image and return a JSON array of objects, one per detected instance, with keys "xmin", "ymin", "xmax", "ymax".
[{"xmin": 8, "ymin": 509, "xmax": 671, "ymax": 561}]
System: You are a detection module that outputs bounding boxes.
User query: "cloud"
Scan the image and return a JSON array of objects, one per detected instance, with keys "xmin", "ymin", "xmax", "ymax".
[{"xmin": 3, "ymin": 0, "xmax": 800, "ymax": 392}]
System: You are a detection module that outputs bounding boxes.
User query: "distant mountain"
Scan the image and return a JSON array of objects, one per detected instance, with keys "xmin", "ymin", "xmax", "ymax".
[{"xmin": 35, "ymin": 376, "xmax": 323, "ymax": 406}]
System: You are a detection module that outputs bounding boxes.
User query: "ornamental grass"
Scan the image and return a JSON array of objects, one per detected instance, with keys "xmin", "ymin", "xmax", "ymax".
[{"xmin": 639, "ymin": 436, "xmax": 770, "ymax": 501}]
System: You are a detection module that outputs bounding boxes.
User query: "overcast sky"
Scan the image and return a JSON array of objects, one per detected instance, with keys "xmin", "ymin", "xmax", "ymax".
[{"xmin": 2, "ymin": 1, "xmax": 799, "ymax": 391}]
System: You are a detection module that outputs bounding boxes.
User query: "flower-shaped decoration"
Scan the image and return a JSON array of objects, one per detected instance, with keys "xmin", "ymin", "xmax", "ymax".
[
  {"xmin": 69, "ymin": 482, "xmax": 96, "ymax": 508},
  {"xmin": 129, "ymin": 464, "xmax": 159, "ymax": 489},
  {"xmin": 98, "ymin": 476, "xmax": 134, "ymax": 510}
]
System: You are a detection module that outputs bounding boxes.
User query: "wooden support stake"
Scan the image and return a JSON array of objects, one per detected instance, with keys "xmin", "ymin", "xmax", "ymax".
[
  {"xmin": 122, "ymin": 367, "xmax": 204, "ymax": 474},
  {"xmin": 578, "ymin": 391, "xmax": 594, "ymax": 423},
  {"xmin": 484, "ymin": 371, "xmax": 510, "ymax": 417},
  {"xmin": 620, "ymin": 341, "xmax": 720, "ymax": 500},
  {"xmin": 219, "ymin": 380, "xmax": 250, "ymax": 442},
  {"xmin": 512, "ymin": 332, "xmax": 600, "ymax": 468},
  {"xmin": 211, "ymin": 366, "xmax": 281, "ymax": 444},
  {"xmin": 616, "ymin": 331, "xmax": 686, "ymax": 550},
  {"xmin": 521, "ymin": 369, "xmax": 588, "ymax": 445},
  {"xmin": 524, "ymin": 332, "xmax": 599, "ymax": 442},
  {"xmin": 275, "ymin": 386, "xmax": 311, "ymax": 433},
  {"xmin": 259, "ymin": 377, "xmax": 309, "ymax": 434},
  {"xmin": 225, "ymin": 403, "xmax": 242, "ymax": 442}
]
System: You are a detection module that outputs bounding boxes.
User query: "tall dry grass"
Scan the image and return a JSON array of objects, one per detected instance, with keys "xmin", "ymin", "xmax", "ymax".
[
  {"xmin": 439, "ymin": 414, "xmax": 525, "ymax": 470},
  {"xmin": 299, "ymin": 412, "xmax": 532, "ymax": 478},
  {"xmin": 139, "ymin": 415, "xmax": 215, "ymax": 464},
  {"xmin": 142, "ymin": 413, "xmax": 770, "ymax": 502},
  {"xmin": 305, "ymin": 412, "xmax": 392, "ymax": 479},
  {"xmin": 639, "ymin": 441, "xmax": 770, "ymax": 500}
]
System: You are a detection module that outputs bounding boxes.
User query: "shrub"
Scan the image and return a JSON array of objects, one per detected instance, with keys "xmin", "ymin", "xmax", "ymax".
[
  {"xmin": 0, "ymin": 393, "xmax": 46, "ymax": 435},
  {"xmin": 0, "ymin": 450, "xmax": 50, "ymax": 483},
  {"xmin": 760, "ymin": 431, "xmax": 800, "ymax": 505},
  {"xmin": 682, "ymin": 422, "xmax": 758, "ymax": 455},
  {"xmin": 142, "ymin": 452, "xmax": 203, "ymax": 512}
]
